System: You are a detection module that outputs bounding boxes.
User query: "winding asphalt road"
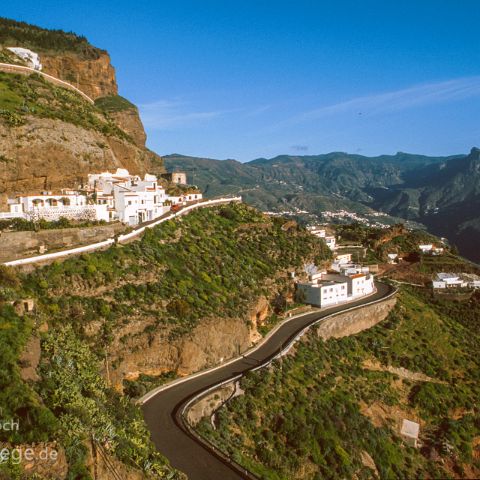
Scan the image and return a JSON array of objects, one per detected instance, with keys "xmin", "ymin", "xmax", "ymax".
[{"xmin": 142, "ymin": 282, "xmax": 396, "ymax": 480}]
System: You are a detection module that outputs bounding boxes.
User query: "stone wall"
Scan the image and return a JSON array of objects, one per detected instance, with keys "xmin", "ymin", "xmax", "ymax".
[
  {"xmin": 186, "ymin": 295, "xmax": 397, "ymax": 425},
  {"xmin": 315, "ymin": 296, "xmax": 397, "ymax": 340},
  {"xmin": 0, "ymin": 224, "xmax": 125, "ymax": 263}
]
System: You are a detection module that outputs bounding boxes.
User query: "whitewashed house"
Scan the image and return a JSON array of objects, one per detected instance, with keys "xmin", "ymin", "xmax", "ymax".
[
  {"xmin": 419, "ymin": 244, "xmax": 444, "ymax": 255},
  {"xmin": 307, "ymin": 226, "xmax": 326, "ymax": 238},
  {"xmin": 307, "ymin": 225, "xmax": 336, "ymax": 250},
  {"xmin": 325, "ymin": 235, "xmax": 336, "ymax": 251},
  {"xmin": 336, "ymin": 253, "xmax": 352, "ymax": 263},
  {"xmin": 432, "ymin": 273, "xmax": 467, "ymax": 289},
  {"xmin": 88, "ymin": 169, "xmax": 170, "ymax": 225},
  {"xmin": 433, "ymin": 272, "xmax": 480, "ymax": 289},
  {"xmin": 387, "ymin": 253, "xmax": 399, "ymax": 264},
  {"xmin": 4, "ymin": 192, "xmax": 109, "ymax": 222},
  {"xmin": 297, "ymin": 277, "xmax": 349, "ymax": 307},
  {"xmin": 401, "ymin": 419, "xmax": 420, "ymax": 448},
  {"xmin": 349, "ymin": 272, "xmax": 375, "ymax": 297},
  {"xmin": 1, "ymin": 168, "xmax": 204, "ymax": 227},
  {"xmin": 419, "ymin": 244, "xmax": 433, "ymax": 253},
  {"xmin": 296, "ymin": 267, "xmax": 374, "ymax": 307}
]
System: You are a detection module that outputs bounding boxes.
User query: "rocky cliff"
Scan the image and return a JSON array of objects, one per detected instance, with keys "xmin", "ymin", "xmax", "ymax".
[
  {"xmin": 0, "ymin": 116, "xmax": 161, "ymax": 198},
  {"xmin": 0, "ymin": 17, "xmax": 118, "ymax": 100},
  {"xmin": 41, "ymin": 51, "xmax": 117, "ymax": 100}
]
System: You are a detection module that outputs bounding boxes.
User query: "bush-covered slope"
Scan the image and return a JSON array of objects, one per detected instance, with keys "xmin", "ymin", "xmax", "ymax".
[
  {"xmin": 0, "ymin": 17, "xmax": 104, "ymax": 59},
  {"xmin": 0, "ymin": 72, "xmax": 127, "ymax": 136},
  {"xmin": 0, "ymin": 203, "xmax": 331, "ymax": 478},
  {"xmin": 198, "ymin": 286, "xmax": 480, "ymax": 479},
  {"xmin": 0, "ymin": 70, "xmax": 162, "ymax": 197}
]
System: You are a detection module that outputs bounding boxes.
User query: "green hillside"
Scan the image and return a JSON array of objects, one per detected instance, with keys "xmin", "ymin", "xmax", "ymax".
[
  {"xmin": 0, "ymin": 71, "xmax": 129, "ymax": 139},
  {"xmin": 0, "ymin": 203, "xmax": 331, "ymax": 478},
  {"xmin": 164, "ymin": 149, "xmax": 480, "ymax": 262},
  {"xmin": 197, "ymin": 236, "xmax": 480, "ymax": 480}
]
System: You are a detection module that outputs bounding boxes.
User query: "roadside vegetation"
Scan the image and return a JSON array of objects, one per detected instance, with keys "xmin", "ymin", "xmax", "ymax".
[
  {"xmin": 0, "ymin": 216, "xmax": 109, "ymax": 232},
  {"xmin": 197, "ymin": 286, "xmax": 480, "ymax": 479},
  {"xmin": 196, "ymin": 226, "xmax": 480, "ymax": 480}
]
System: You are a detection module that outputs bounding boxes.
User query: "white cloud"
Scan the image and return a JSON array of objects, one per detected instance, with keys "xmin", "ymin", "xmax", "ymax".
[
  {"xmin": 138, "ymin": 99, "xmax": 224, "ymax": 130},
  {"xmin": 294, "ymin": 76, "xmax": 480, "ymax": 122}
]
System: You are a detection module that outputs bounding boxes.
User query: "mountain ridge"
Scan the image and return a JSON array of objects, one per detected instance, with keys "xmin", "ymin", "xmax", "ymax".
[{"xmin": 164, "ymin": 149, "xmax": 479, "ymax": 261}]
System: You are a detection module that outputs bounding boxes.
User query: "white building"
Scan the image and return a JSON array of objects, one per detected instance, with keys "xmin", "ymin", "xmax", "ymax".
[
  {"xmin": 336, "ymin": 253, "xmax": 352, "ymax": 263},
  {"xmin": 349, "ymin": 272, "xmax": 375, "ymax": 297},
  {"xmin": 7, "ymin": 47, "xmax": 42, "ymax": 70},
  {"xmin": 4, "ymin": 192, "xmax": 109, "ymax": 222},
  {"xmin": 387, "ymin": 253, "xmax": 398, "ymax": 264},
  {"xmin": 433, "ymin": 272, "xmax": 480, "ymax": 289},
  {"xmin": 307, "ymin": 226, "xmax": 326, "ymax": 238},
  {"xmin": 297, "ymin": 277, "xmax": 349, "ymax": 308},
  {"xmin": 1, "ymin": 168, "xmax": 204, "ymax": 226},
  {"xmin": 419, "ymin": 244, "xmax": 433, "ymax": 253},
  {"xmin": 307, "ymin": 225, "xmax": 336, "ymax": 250},
  {"xmin": 296, "ymin": 268, "xmax": 374, "ymax": 307},
  {"xmin": 419, "ymin": 244, "xmax": 444, "ymax": 255},
  {"xmin": 88, "ymin": 169, "xmax": 170, "ymax": 225},
  {"xmin": 432, "ymin": 273, "xmax": 466, "ymax": 289},
  {"xmin": 325, "ymin": 235, "xmax": 336, "ymax": 251},
  {"xmin": 401, "ymin": 419, "xmax": 420, "ymax": 448}
]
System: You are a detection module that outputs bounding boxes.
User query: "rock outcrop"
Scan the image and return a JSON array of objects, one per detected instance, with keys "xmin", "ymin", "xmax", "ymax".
[
  {"xmin": 107, "ymin": 314, "xmax": 256, "ymax": 391},
  {"xmin": 0, "ymin": 21, "xmax": 163, "ymax": 199},
  {"xmin": 0, "ymin": 117, "xmax": 163, "ymax": 196},
  {"xmin": 41, "ymin": 51, "xmax": 117, "ymax": 100},
  {"xmin": 108, "ymin": 107, "xmax": 147, "ymax": 147}
]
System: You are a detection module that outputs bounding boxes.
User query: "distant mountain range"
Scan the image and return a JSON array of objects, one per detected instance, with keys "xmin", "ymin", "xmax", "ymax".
[{"xmin": 164, "ymin": 148, "xmax": 480, "ymax": 262}]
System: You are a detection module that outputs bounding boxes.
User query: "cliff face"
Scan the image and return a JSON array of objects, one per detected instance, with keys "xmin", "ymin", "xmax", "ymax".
[
  {"xmin": 0, "ymin": 116, "xmax": 162, "ymax": 197},
  {"xmin": 108, "ymin": 108, "xmax": 147, "ymax": 147},
  {"xmin": 38, "ymin": 51, "xmax": 117, "ymax": 100}
]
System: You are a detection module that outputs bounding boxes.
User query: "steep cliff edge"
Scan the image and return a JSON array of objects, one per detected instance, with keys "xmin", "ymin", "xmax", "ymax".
[
  {"xmin": 95, "ymin": 94, "xmax": 147, "ymax": 147},
  {"xmin": 40, "ymin": 51, "xmax": 117, "ymax": 99}
]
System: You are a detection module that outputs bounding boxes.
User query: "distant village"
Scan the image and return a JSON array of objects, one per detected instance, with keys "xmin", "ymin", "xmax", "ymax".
[{"xmin": 0, "ymin": 169, "xmax": 202, "ymax": 226}]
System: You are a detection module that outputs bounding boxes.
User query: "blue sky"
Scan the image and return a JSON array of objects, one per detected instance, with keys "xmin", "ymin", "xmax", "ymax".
[{"xmin": 2, "ymin": 1, "xmax": 480, "ymax": 160}]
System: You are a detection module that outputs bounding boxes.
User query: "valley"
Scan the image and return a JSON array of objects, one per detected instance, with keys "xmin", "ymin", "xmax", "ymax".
[{"xmin": 164, "ymin": 149, "xmax": 480, "ymax": 263}]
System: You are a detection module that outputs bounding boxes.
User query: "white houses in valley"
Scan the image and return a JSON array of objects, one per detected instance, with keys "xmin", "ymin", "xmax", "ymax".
[{"xmin": 1, "ymin": 169, "xmax": 203, "ymax": 226}]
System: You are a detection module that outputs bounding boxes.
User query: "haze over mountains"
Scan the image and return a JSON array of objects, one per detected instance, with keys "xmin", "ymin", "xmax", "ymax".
[{"xmin": 164, "ymin": 148, "xmax": 480, "ymax": 262}]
